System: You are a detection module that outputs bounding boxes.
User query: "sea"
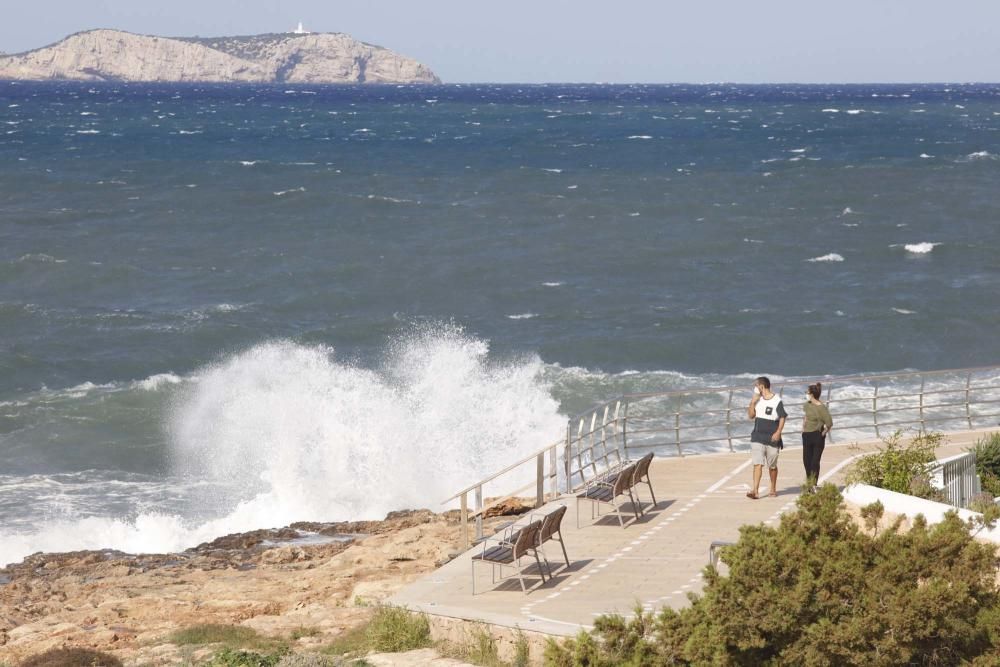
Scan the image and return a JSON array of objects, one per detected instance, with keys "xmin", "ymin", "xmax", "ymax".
[{"xmin": 1, "ymin": 81, "xmax": 999, "ymax": 566}]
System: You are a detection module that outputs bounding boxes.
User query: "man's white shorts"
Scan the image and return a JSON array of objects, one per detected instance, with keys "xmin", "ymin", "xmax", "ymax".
[{"xmin": 751, "ymin": 441, "xmax": 780, "ymax": 469}]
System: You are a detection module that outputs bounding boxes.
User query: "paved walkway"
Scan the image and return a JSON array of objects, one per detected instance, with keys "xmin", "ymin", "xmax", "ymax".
[{"xmin": 390, "ymin": 429, "xmax": 990, "ymax": 637}]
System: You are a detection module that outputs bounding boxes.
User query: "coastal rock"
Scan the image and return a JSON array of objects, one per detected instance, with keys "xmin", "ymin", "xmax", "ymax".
[
  {"xmin": 0, "ymin": 507, "xmax": 527, "ymax": 665},
  {"xmin": 0, "ymin": 29, "xmax": 441, "ymax": 84}
]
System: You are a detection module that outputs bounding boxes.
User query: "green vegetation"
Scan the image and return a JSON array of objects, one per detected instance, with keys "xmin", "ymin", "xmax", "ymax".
[
  {"xmin": 169, "ymin": 623, "xmax": 291, "ymax": 667},
  {"xmin": 170, "ymin": 623, "xmax": 269, "ymax": 648},
  {"xmin": 846, "ymin": 429, "xmax": 945, "ymax": 500},
  {"xmin": 363, "ymin": 605, "xmax": 432, "ymax": 653},
  {"xmin": 545, "ymin": 485, "xmax": 1000, "ymax": 665},
  {"xmin": 320, "ymin": 606, "xmax": 430, "ymax": 659},
  {"xmin": 289, "ymin": 626, "xmax": 322, "ymax": 641},
  {"xmin": 19, "ymin": 648, "xmax": 123, "ymax": 667},
  {"xmin": 436, "ymin": 624, "xmax": 533, "ymax": 667},
  {"xmin": 320, "ymin": 623, "xmax": 371, "ymax": 659},
  {"xmin": 204, "ymin": 648, "xmax": 288, "ymax": 667},
  {"xmin": 971, "ymin": 431, "xmax": 1000, "ymax": 497},
  {"xmin": 513, "ymin": 629, "xmax": 531, "ymax": 667}
]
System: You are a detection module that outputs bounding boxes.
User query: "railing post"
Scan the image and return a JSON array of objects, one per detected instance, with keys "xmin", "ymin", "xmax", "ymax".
[
  {"xmin": 622, "ymin": 398, "xmax": 630, "ymax": 457},
  {"xmin": 549, "ymin": 444, "xmax": 557, "ymax": 499},
  {"xmin": 966, "ymin": 372, "xmax": 973, "ymax": 429},
  {"xmin": 474, "ymin": 486, "xmax": 483, "ymax": 542},
  {"xmin": 872, "ymin": 383, "xmax": 880, "ymax": 439},
  {"xmin": 918, "ymin": 377, "xmax": 926, "ymax": 434},
  {"xmin": 675, "ymin": 398, "xmax": 682, "ymax": 456},
  {"xmin": 725, "ymin": 389, "xmax": 734, "ymax": 452},
  {"xmin": 460, "ymin": 492, "xmax": 469, "ymax": 548},
  {"xmin": 599, "ymin": 404, "xmax": 611, "ymax": 469},
  {"xmin": 536, "ymin": 452, "xmax": 545, "ymax": 508},
  {"xmin": 565, "ymin": 422, "xmax": 573, "ymax": 493},
  {"xmin": 589, "ymin": 411, "xmax": 599, "ymax": 478}
]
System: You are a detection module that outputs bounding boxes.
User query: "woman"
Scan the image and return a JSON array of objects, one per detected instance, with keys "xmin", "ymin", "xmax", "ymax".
[{"xmin": 802, "ymin": 382, "xmax": 833, "ymax": 489}]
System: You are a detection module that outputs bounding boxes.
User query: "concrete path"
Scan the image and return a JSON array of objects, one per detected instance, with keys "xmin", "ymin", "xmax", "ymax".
[{"xmin": 390, "ymin": 429, "xmax": 990, "ymax": 637}]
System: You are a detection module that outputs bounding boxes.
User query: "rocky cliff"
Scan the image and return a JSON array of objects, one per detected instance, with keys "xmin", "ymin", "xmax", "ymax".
[{"xmin": 0, "ymin": 29, "xmax": 441, "ymax": 84}]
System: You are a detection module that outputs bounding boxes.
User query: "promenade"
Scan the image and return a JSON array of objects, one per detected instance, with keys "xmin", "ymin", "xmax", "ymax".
[{"xmin": 390, "ymin": 430, "xmax": 989, "ymax": 637}]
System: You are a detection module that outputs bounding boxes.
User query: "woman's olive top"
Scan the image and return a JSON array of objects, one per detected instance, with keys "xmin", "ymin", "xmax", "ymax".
[{"xmin": 802, "ymin": 401, "xmax": 833, "ymax": 433}]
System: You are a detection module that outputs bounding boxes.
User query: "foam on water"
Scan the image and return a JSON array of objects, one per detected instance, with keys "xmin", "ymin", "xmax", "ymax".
[
  {"xmin": 0, "ymin": 326, "xmax": 565, "ymax": 566},
  {"xmin": 904, "ymin": 242, "xmax": 940, "ymax": 254},
  {"xmin": 807, "ymin": 253, "xmax": 845, "ymax": 262}
]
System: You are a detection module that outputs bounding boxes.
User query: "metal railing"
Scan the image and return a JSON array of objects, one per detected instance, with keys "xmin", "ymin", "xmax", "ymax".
[
  {"xmin": 564, "ymin": 365, "xmax": 1000, "ymax": 492},
  {"xmin": 445, "ymin": 364, "xmax": 1000, "ymax": 545},
  {"xmin": 441, "ymin": 439, "xmax": 562, "ymax": 548},
  {"xmin": 932, "ymin": 451, "xmax": 982, "ymax": 508}
]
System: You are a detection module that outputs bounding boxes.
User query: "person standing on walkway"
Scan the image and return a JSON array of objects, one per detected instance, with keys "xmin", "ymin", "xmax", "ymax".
[
  {"xmin": 801, "ymin": 382, "xmax": 833, "ymax": 489},
  {"xmin": 747, "ymin": 376, "xmax": 786, "ymax": 499}
]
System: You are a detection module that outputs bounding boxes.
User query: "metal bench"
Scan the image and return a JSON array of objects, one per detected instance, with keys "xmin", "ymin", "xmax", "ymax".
[
  {"xmin": 471, "ymin": 519, "xmax": 545, "ymax": 594},
  {"xmin": 576, "ymin": 461, "xmax": 640, "ymax": 528}
]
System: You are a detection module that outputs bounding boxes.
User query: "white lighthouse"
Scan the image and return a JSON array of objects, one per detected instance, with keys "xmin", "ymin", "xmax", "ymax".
[{"xmin": 292, "ymin": 21, "xmax": 310, "ymax": 34}]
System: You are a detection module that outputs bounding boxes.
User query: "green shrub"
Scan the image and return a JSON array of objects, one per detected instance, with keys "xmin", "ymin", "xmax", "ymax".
[
  {"xmin": 846, "ymin": 429, "xmax": 944, "ymax": 500},
  {"xmin": 289, "ymin": 626, "xmax": 322, "ymax": 641},
  {"xmin": 545, "ymin": 485, "xmax": 1000, "ymax": 665},
  {"xmin": 971, "ymin": 432, "xmax": 1000, "ymax": 497},
  {"xmin": 363, "ymin": 606, "xmax": 431, "ymax": 653},
  {"xmin": 20, "ymin": 648, "xmax": 123, "ymax": 667},
  {"xmin": 464, "ymin": 625, "xmax": 503, "ymax": 667},
  {"xmin": 205, "ymin": 648, "xmax": 288, "ymax": 667},
  {"xmin": 320, "ymin": 624, "xmax": 370, "ymax": 658},
  {"xmin": 170, "ymin": 623, "xmax": 261, "ymax": 646},
  {"xmin": 513, "ymin": 629, "xmax": 531, "ymax": 667},
  {"xmin": 169, "ymin": 623, "xmax": 288, "ymax": 653}
]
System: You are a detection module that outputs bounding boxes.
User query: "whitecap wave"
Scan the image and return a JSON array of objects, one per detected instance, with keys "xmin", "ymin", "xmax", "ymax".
[
  {"xmin": 892, "ymin": 308, "xmax": 916, "ymax": 315},
  {"xmin": 904, "ymin": 242, "xmax": 939, "ymax": 254},
  {"xmin": 508, "ymin": 313, "xmax": 538, "ymax": 320},
  {"xmin": 542, "ymin": 282, "xmax": 564, "ymax": 287},
  {"xmin": 627, "ymin": 135, "xmax": 653, "ymax": 140},
  {"xmin": 274, "ymin": 187, "xmax": 306, "ymax": 196},
  {"xmin": 134, "ymin": 373, "xmax": 184, "ymax": 392},
  {"xmin": 807, "ymin": 253, "xmax": 844, "ymax": 262}
]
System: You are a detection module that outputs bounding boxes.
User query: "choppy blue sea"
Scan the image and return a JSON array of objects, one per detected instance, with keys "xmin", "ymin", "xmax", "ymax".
[{"xmin": 1, "ymin": 82, "xmax": 998, "ymax": 564}]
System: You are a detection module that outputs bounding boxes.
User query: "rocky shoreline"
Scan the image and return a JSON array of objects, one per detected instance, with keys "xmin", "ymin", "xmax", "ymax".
[{"xmin": 0, "ymin": 503, "xmax": 529, "ymax": 664}]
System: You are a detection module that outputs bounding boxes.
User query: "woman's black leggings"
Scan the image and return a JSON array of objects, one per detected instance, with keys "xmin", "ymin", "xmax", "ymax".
[{"xmin": 802, "ymin": 431, "xmax": 826, "ymax": 482}]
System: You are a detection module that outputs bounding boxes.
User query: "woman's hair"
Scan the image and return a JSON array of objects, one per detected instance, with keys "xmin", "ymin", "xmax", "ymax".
[{"xmin": 807, "ymin": 382, "xmax": 823, "ymax": 400}]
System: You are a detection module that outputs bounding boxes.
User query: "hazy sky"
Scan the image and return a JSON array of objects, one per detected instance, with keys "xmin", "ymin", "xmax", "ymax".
[{"xmin": 2, "ymin": 1, "xmax": 999, "ymax": 83}]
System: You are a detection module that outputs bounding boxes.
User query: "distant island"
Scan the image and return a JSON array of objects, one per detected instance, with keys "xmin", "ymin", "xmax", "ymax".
[{"xmin": 0, "ymin": 28, "xmax": 441, "ymax": 84}]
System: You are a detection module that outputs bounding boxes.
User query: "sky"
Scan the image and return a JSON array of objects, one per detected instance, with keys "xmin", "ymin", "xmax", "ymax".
[{"xmin": 2, "ymin": 1, "xmax": 999, "ymax": 83}]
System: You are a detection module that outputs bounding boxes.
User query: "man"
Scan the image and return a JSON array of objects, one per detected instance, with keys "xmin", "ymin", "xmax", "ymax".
[{"xmin": 747, "ymin": 376, "xmax": 786, "ymax": 499}]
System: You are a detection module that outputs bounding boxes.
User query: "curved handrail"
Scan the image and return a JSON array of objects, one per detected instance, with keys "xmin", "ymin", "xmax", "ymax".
[{"xmin": 441, "ymin": 438, "xmax": 563, "ymax": 503}]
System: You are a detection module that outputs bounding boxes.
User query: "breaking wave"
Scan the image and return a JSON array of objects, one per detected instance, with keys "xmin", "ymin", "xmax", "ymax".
[{"xmin": 0, "ymin": 326, "xmax": 565, "ymax": 566}]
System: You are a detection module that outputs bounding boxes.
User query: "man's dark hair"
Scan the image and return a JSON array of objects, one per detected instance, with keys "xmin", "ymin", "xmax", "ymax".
[{"xmin": 756, "ymin": 376, "xmax": 771, "ymax": 389}]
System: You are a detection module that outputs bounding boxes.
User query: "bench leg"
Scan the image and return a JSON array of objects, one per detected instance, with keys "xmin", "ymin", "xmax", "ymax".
[
  {"xmin": 533, "ymin": 549, "xmax": 547, "ymax": 582},
  {"xmin": 557, "ymin": 532, "xmax": 569, "ymax": 567},
  {"xmin": 646, "ymin": 478, "xmax": 657, "ymax": 506}
]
